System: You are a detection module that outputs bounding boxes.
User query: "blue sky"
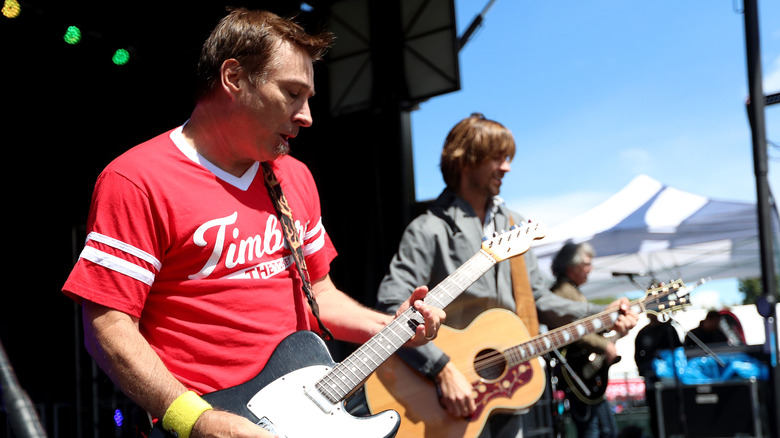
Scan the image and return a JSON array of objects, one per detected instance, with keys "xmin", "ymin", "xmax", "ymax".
[{"xmin": 408, "ymin": 0, "xmax": 780, "ymax": 308}]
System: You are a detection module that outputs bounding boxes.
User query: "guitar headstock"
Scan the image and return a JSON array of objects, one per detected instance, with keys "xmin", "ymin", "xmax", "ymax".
[
  {"xmin": 641, "ymin": 279, "xmax": 692, "ymax": 315},
  {"xmin": 481, "ymin": 220, "xmax": 547, "ymax": 262}
]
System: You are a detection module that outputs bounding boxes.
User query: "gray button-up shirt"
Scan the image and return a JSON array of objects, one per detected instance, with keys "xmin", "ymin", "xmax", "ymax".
[{"xmin": 376, "ymin": 189, "xmax": 605, "ymax": 378}]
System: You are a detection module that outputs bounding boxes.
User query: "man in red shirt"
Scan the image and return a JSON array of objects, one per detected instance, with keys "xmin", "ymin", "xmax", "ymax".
[{"xmin": 63, "ymin": 8, "xmax": 444, "ymax": 438}]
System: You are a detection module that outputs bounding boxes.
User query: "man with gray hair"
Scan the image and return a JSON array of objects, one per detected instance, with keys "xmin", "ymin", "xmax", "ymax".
[{"xmin": 550, "ymin": 241, "xmax": 621, "ymax": 438}]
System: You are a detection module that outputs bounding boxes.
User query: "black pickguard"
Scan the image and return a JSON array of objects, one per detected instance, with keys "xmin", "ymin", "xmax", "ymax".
[{"xmin": 557, "ymin": 344, "xmax": 611, "ymax": 405}]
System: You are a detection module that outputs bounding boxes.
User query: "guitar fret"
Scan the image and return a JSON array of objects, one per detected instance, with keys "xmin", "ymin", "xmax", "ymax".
[
  {"xmin": 342, "ymin": 356, "xmax": 364, "ymax": 377},
  {"xmin": 425, "ymin": 251, "xmax": 497, "ymax": 310},
  {"xmin": 366, "ymin": 335, "xmax": 400, "ymax": 365},
  {"xmin": 387, "ymin": 320, "xmax": 413, "ymax": 344},
  {"xmin": 334, "ymin": 371, "xmax": 358, "ymax": 389},
  {"xmin": 361, "ymin": 343, "xmax": 382, "ymax": 366},
  {"xmin": 341, "ymin": 358, "xmax": 366, "ymax": 383},
  {"xmin": 318, "ymin": 373, "xmax": 349, "ymax": 402},
  {"xmin": 374, "ymin": 334, "xmax": 396, "ymax": 354}
]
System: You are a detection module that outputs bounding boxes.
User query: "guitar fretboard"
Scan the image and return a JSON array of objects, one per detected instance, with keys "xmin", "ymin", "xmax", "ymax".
[
  {"xmin": 504, "ymin": 278, "xmax": 688, "ymax": 366},
  {"xmin": 503, "ymin": 304, "xmax": 638, "ymax": 366},
  {"xmin": 314, "ymin": 249, "xmax": 498, "ymax": 403}
]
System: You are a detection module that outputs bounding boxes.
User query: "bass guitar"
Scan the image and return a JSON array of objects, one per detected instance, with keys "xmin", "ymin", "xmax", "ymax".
[
  {"xmin": 150, "ymin": 221, "xmax": 547, "ymax": 438},
  {"xmin": 363, "ymin": 279, "xmax": 691, "ymax": 438}
]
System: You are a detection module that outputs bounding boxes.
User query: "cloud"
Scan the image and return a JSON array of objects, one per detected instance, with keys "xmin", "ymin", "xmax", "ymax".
[
  {"xmin": 690, "ymin": 288, "xmax": 724, "ymax": 310},
  {"xmin": 618, "ymin": 148, "xmax": 654, "ymax": 175},
  {"xmin": 688, "ymin": 280, "xmax": 743, "ymax": 310},
  {"xmin": 505, "ymin": 190, "xmax": 611, "ymax": 227}
]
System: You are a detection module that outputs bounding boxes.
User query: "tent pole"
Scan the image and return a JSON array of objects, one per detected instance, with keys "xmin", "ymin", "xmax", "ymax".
[{"xmin": 743, "ymin": 0, "xmax": 780, "ymax": 436}]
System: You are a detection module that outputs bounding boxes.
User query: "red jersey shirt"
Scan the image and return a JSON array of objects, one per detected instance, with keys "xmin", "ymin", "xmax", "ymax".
[{"xmin": 63, "ymin": 127, "xmax": 337, "ymax": 394}]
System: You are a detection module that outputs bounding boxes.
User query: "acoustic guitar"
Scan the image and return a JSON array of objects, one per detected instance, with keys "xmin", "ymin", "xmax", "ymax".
[{"xmin": 363, "ymin": 279, "xmax": 691, "ymax": 438}]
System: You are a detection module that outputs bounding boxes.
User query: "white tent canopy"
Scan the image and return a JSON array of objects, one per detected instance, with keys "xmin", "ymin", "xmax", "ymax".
[{"xmin": 532, "ymin": 174, "xmax": 773, "ymax": 299}]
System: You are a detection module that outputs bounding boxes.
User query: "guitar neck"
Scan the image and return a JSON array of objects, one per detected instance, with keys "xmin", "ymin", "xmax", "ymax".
[
  {"xmin": 504, "ymin": 301, "xmax": 644, "ymax": 366},
  {"xmin": 314, "ymin": 249, "xmax": 499, "ymax": 404}
]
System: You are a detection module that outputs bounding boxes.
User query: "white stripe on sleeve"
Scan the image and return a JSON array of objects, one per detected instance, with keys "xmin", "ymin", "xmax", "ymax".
[
  {"xmin": 303, "ymin": 218, "xmax": 326, "ymax": 256},
  {"xmin": 80, "ymin": 246, "xmax": 157, "ymax": 286},
  {"xmin": 86, "ymin": 232, "xmax": 162, "ymax": 270}
]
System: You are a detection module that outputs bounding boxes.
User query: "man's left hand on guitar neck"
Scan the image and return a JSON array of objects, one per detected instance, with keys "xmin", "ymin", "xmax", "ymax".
[
  {"xmin": 607, "ymin": 297, "xmax": 639, "ymax": 337},
  {"xmin": 398, "ymin": 285, "xmax": 446, "ymax": 347},
  {"xmin": 312, "ymin": 277, "xmax": 445, "ymax": 347},
  {"xmin": 603, "ymin": 298, "xmax": 638, "ymax": 366}
]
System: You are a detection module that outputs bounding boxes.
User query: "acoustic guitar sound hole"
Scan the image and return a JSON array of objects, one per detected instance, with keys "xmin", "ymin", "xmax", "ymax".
[{"xmin": 474, "ymin": 348, "xmax": 506, "ymax": 380}]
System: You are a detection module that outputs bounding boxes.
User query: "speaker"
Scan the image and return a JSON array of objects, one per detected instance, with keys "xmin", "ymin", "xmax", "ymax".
[{"xmin": 654, "ymin": 379, "xmax": 763, "ymax": 437}]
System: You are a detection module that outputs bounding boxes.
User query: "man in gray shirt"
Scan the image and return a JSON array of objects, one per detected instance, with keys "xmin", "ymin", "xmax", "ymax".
[{"xmin": 375, "ymin": 113, "xmax": 638, "ymax": 437}]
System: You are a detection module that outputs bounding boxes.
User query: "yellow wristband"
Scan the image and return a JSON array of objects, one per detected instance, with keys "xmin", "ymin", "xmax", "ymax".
[{"xmin": 162, "ymin": 391, "xmax": 213, "ymax": 438}]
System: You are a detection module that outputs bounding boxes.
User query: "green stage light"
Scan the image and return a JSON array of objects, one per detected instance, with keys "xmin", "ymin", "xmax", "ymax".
[
  {"xmin": 2, "ymin": 0, "xmax": 21, "ymax": 18},
  {"xmin": 112, "ymin": 49, "xmax": 130, "ymax": 66},
  {"xmin": 63, "ymin": 26, "xmax": 81, "ymax": 45}
]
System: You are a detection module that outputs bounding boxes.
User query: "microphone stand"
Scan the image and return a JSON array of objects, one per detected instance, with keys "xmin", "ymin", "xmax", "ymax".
[
  {"xmin": 676, "ymin": 322, "xmax": 726, "ymax": 367},
  {"xmin": 663, "ymin": 317, "xmax": 692, "ymax": 438},
  {"xmin": 614, "ymin": 273, "xmax": 689, "ymax": 436}
]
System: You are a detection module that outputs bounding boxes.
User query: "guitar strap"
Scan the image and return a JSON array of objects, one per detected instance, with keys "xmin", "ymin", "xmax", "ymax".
[
  {"xmin": 508, "ymin": 216, "xmax": 539, "ymax": 336},
  {"xmin": 261, "ymin": 161, "xmax": 334, "ymax": 341}
]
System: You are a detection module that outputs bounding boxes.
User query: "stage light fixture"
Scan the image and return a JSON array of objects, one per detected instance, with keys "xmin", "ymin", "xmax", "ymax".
[
  {"xmin": 63, "ymin": 26, "xmax": 82, "ymax": 45},
  {"xmin": 2, "ymin": 0, "xmax": 21, "ymax": 18},
  {"xmin": 112, "ymin": 48, "xmax": 130, "ymax": 66}
]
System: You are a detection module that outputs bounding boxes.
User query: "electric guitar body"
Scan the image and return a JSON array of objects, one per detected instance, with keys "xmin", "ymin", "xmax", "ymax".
[
  {"xmin": 556, "ymin": 343, "xmax": 611, "ymax": 405},
  {"xmin": 150, "ymin": 330, "xmax": 400, "ymax": 438}
]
